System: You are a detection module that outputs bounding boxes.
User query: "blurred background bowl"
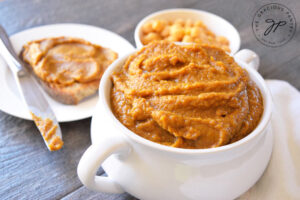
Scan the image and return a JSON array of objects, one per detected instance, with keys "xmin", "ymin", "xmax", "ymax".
[{"xmin": 134, "ymin": 8, "xmax": 241, "ymax": 54}]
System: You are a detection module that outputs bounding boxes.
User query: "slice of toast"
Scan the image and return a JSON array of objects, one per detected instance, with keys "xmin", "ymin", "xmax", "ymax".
[
  {"xmin": 21, "ymin": 37, "xmax": 118, "ymax": 105},
  {"xmin": 36, "ymin": 77, "xmax": 100, "ymax": 105}
]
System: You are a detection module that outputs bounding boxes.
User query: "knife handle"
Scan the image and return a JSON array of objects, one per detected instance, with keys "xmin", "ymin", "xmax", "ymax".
[{"xmin": 0, "ymin": 25, "xmax": 24, "ymax": 75}]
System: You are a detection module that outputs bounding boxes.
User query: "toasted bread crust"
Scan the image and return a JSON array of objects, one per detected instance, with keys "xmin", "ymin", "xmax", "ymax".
[{"xmin": 38, "ymin": 78, "xmax": 100, "ymax": 105}]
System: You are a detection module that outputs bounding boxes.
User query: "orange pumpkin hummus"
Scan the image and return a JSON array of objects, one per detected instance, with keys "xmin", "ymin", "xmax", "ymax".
[{"xmin": 111, "ymin": 42, "xmax": 263, "ymax": 149}]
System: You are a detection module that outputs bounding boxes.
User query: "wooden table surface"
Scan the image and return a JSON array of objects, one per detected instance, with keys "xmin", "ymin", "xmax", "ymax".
[{"xmin": 0, "ymin": 0, "xmax": 299, "ymax": 199}]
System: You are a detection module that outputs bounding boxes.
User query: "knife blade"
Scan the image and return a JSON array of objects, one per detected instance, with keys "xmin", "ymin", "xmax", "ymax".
[{"xmin": 0, "ymin": 25, "xmax": 63, "ymax": 151}]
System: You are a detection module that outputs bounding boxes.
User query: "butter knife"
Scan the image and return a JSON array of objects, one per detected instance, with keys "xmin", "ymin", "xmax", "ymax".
[{"xmin": 0, "ymin": 25, "xmax": 63, "ymax": 151}]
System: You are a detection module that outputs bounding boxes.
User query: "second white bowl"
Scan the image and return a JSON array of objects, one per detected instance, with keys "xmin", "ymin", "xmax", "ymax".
[{"xmin": 134, "ymin": 8, "xmax": 241, "ymax": 54}]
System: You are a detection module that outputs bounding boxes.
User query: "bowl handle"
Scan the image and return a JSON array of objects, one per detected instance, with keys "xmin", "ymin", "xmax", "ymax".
[
  {"xmin": 234, "ymin": 49, "xmax": 260, "ymax": 71},
  {"xmin": 77, "ymin": 137, "xmax": 130, "ymax": 193}
]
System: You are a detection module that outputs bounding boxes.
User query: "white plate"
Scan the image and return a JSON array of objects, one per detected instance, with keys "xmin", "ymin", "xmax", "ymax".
[{"xmin": 0, "ymin": 23, "xmax": 135, "ymax": 122}]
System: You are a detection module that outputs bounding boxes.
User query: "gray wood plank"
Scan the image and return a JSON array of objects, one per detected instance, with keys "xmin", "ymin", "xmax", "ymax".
[
  {"xmin": 0, "ymin": 112, "xmax": 105, "ymax": 200},
  {"xmin": 61, "ymin": 185, "xmax": 138, "ymax": 200},
  {"xmin": 0, "ymin": 0, "xmax": 299, "ymax": 199}
]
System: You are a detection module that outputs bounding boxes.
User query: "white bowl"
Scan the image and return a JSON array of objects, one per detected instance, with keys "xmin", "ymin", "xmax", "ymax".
[
  {"xmin": 134, "ymin": 8, "xmax": 241, "ymax": 54},
  {"xmin": 78, "ymin": 45, "xmax": 273, "ymax": 200}
]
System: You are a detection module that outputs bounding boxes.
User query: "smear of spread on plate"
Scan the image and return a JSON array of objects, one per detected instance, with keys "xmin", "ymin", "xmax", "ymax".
[
  {"xmin": 111, "ymin": 42, "xmax": 263, "ymax": 149},
  {"xmin": 22, "ymin": 37, "xmax": 118, "ymax": 86},
  {"xmin": 21, "ymin": 37, "xmax": 118, "ymax": 104}
]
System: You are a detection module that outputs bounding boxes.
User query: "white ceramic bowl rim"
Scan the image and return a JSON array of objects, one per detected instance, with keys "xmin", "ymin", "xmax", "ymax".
[
  {"xmin": 99, "ymin": 50, "xmax": 272, "ymax": 155},
  {"xmin": 134, "ymin": 8, "xmax": 241, "ymax": 54}
]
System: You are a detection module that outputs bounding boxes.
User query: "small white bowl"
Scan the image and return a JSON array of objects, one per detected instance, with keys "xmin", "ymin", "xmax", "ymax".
[{"xmin": 134, "ymin": 8, "xmax": 241, "ymax": 54}]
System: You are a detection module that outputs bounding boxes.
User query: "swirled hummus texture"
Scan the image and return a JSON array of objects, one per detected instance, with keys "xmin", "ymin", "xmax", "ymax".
[{"xmin": 111, "ymin": 42, "xmax": 263, "ymax": 149}]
